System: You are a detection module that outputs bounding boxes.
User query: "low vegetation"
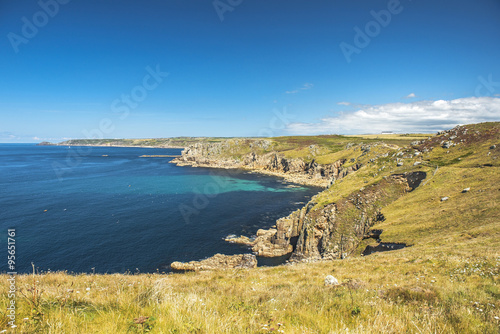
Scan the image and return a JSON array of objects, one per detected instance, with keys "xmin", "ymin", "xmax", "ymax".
[{"xmin": 4, "ymin": 123, "xmax": 499, "ymax": 333}]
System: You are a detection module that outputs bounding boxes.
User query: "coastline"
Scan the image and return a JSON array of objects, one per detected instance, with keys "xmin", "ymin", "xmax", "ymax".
[
  {"xmin": 40, "ymin": 143, "xmax": 186, "ymax": 149},
  {"xmin": 171, "ymin": 159, "xmax": 331, "ymax": 188},
  {"xmin": 40, "ymin": 140, "xmax": 363, "ymax": 269},
  {"xmin": 41, "ymin": 142, "xmax": 334, "ymax": 187},
  {"xmin": 47, "ymin": 142, "xmax": 333, "ymax": 268}
]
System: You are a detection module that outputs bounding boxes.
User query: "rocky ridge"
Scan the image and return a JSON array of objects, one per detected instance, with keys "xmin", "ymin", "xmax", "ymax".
[
  {"xmin": 171, "ymin": 139, "xmax": 361, "ymax": 187},
  {"xmin": 170, "ymin": 253, "xmax": 257, "ymax": 271},
  {"xmin": 169, "ymin": 138, "xmax": 430, "ymax": 268},
  {"xmin": 226, "ymin": 172, "xmax": 425, "ymax": 261},
  {"xmin": 168, "ymin": 124, "xmax": 498, "ymax": 269}
]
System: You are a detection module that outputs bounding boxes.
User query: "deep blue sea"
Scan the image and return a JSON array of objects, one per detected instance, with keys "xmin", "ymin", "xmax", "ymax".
[{"xmin": 0, "ymin": 144, "xmax": 320, "ymax": 274}]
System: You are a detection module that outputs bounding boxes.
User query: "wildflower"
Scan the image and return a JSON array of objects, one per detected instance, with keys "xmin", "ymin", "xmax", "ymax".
[
  {"xmin": 494, "ymin": 316, "xmax": 499, "ymax": 320},
  {"xmin": 86, "ymin": 287, "xmax": 91, "ymax": 291}
]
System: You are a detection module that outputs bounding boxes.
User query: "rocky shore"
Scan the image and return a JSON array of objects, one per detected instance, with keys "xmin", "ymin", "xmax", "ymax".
[
  {"xmin": 170, "ymin": 254, "xmax": 257, "ymax": 271},
  {"xmin": 166, "ymin": 139, "xmax": 431, "ymax": 270},
  {"xmin": 219, "ymin": 172, "xmax": 425, "ymax": 265},
  {"xmin": 170, "ymin": 140, "xmax": 360, "ymax": 187},
  {"xmin": 167, "ymin": 139, "xmax": 429, "ymax": 270}
]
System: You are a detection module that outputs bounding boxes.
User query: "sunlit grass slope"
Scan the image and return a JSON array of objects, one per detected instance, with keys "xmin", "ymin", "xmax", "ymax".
[{"xmin": 3, "ymin": 123, "xmax": 499, "ymax": 333}]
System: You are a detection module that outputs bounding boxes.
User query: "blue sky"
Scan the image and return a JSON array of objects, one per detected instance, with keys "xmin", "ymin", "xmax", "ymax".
[{"xmin": 1, "ymin": 0, "xmax": 499, "ymax": 142}]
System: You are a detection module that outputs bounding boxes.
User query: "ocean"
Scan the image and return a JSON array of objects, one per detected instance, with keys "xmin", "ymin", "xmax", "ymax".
[{"xmin": 0, "ymin": 144, "xmax": 321, "ymax": 273}]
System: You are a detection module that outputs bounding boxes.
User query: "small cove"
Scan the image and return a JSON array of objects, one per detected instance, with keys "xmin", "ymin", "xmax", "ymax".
[{"xmin": 0, "ymin": 144, "xmax": 321, "ymax": 273}]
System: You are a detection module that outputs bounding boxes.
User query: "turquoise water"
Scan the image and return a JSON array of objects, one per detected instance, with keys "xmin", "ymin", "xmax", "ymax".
[{"xmin": 0, "ymin": 144, "xmax": 320, "ymax": 273}]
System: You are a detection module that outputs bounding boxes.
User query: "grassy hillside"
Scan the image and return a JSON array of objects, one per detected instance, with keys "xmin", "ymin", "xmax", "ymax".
[
  {"xmin": 54, "ymin": 133, "xmax": 422, "ymax": 163},
  {"xmin": 4, "ymin": 123, "xmax": 499, "ymax": 333},
  {"xmin": 211, "ymin": 135, "xmax": 424, "ymax": 163}
]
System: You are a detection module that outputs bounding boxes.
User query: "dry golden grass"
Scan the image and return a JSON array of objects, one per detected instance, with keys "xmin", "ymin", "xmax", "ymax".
[
  {"xmin": 1, "ymin": 248, "xmax": 499, "ymax": 333},
  {"xmin": 2, "ymin": 123, "xmax": 499, "ymax": 333}
]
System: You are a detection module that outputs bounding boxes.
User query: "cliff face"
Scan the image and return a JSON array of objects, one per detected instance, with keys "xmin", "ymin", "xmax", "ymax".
[
  {"xmin": 249, "ymin": 172, "xmax": 426, "ymax": 261},
  {"xmin": 171, "ymin": 139, "xmax": 432, "ymax": 263},
  {"xmin": 172, "ymin": 140, "xmax": 361, "ymax": 187}
]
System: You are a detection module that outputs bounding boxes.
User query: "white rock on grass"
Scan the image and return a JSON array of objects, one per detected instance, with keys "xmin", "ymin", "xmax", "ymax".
[
  {"xmin": 441, "ymin": 197, "xmax": 449, "ymax": 202},
  {"xmin": 325, "ymin": 275, "xmax": 339, "ymax": 286}
]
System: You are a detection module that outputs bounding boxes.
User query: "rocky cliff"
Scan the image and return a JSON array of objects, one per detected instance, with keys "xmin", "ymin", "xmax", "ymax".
[
  {"xmin": 170, "ymin": 138, "xmax": 430, "ymax": 264},
  {"xmin": 232, "ymin": 172, "xmax": 426, "ymax": 262},
  {"xmin": 171, "ymin": 139, "xmax": 361, "ymax": 187}
]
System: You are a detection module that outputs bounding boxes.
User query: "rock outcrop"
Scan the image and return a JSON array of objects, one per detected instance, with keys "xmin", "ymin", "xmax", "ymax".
[
  {"xmin": 170, "ymin": 253, "xmax": 257, "ymax": 271},
  {"xmin": 171, "ymin": 138, "xmax": 430, "ymax": 265},
  {"xmin": 224, "ymin": 235, "xmax": 254, "ymax": 246},
  {"xmin": 324, "ymin": 275, "xmax": 339, "ymax": 286},
  {"xmin": 247, "ymin": 172, "xmax": 426, "ymax": 262},
  {"xmin": 171, "ymin": 140, "xmax": 361, "ymax": 187}
]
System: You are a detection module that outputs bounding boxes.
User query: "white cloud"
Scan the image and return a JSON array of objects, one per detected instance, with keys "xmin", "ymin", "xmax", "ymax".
[
  {"xmin": 285, "ymin": 96, "xmax": 500, "ymax": 135},
  {"xmin": 301, "ymin": 83, "xmax": 313, "ymax": 90},
  {"xmin": 286, "ymin": 83, "xmax": 313, "ymax": 94},
  {"xmin": 403, "ymin": 93, "xmax": 416, "ymax": 99},
  {"xmin": 337, "ymin": 101, "xmax": 351, "ymax": 106},
  {"xmin": 0, "ymin": 131, "xmax": 18, "ymax": 140}
]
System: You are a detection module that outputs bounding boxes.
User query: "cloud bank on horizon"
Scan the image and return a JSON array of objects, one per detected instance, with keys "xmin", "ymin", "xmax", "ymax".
[{"xmin": 286, "ymin": 96, "xmax": 500, "ymax": 135}]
